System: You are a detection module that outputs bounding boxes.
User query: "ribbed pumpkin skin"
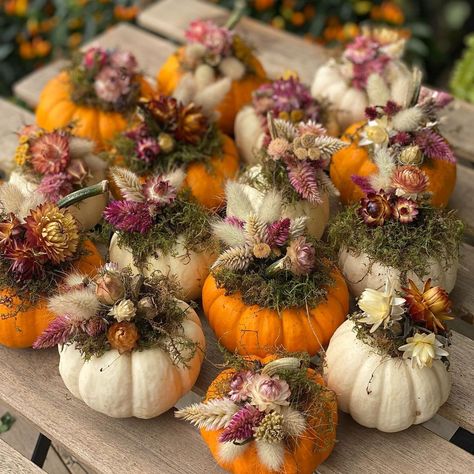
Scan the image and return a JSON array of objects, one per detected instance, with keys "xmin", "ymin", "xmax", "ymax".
[
  {"xmin": 202, "ymin": 268, "xmax": 349, "ymax": 357},
  {"xmin": 0, "ymin": 240, "xmax": 103, "ymax": 349},
  {"xmin": 200, "ymin": 356, "xmax": 337, "ymax": 474},
  {"xmin": 330, "ymin": 122, "xmax": 457, "ymax": 207},
  {"xmin": 36, "ymin": 72, "xmax": 154, "ymax": 150},
  {"xmin": 157, "ymin": 48, "xmax": 267, "ymax": 135}
]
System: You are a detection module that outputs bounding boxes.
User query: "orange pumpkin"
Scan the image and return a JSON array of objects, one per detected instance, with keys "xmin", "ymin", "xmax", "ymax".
[
  {"xmin": 36, "ymin": 72, "xmax": 154, "ymax": 150},
  {"xmin": 110, "ymin": 134, "xmax": 239, "ymax": 210},
  {"xmin": 157, "ymin": 47, "xmax": 267, "ymax": 135},
  {"xmin": 202, "ymin": 268, "xmax": 349, "ymax": 357},
  {"xmin": 200, "ymin": 355, "xmax": 338, "ymax": 474},
  {"xmin": 0, "ymin": 240, "xmax": 103, "ymax": 349},
  {"xmin": 330, "ymin": 122, "xmax": 457, "ymax": 207}
]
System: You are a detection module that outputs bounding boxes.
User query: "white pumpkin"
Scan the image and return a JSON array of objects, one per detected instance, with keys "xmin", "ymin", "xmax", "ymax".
[
  {"xmin": 9, "ymin": 152, "xmax": 108, "ymax": 231},
  {"xmin": 58, "ymin": 302, "xmax": 205, "ymax": 419},
  {"xmin": 237, "ymin": 167, "xmax": 330, "ymax": 239},
  {"xmin": 234, "ymin": 105, "xmax": 266, "ymax": 165},
  {"xmin": 325, "ymin": 319, "xmax": 451, "ymax": 432},
  {"xmin": 338, "ymin": 247, "xmax": 458, "ymax": 297},
  {"xmin": 109, "ymin": 233, "xmax": 216, "ymax": 301}
]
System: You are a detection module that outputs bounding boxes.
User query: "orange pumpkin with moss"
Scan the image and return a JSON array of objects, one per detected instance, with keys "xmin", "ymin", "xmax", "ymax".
[
  {"xmin": 202, "ymin": 268, "xmax": 349, "ymax": 357},
  {"xmin": 0, "ymin": 240, "xmax": 103, "ymax": 349},
  {"xmin": 200, "ymin": 355, "xmax": 338, "ymax": 474},
  {"xmin": 36, "ymin": 72, "xmax": 153, "ymax": 150},
  {"xmin": 330, "ymin": 122, "xmax": 457, "ymax": 207},
  {"xmin": 157, "ymin": 47, "xmax": 267, "ymax": 135}
]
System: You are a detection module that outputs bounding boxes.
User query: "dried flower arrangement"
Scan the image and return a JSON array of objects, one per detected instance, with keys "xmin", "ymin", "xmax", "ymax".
[
  {"xmin": 105, "ymin": 167, "xmax": 216, "ymax": 300},
  {"xmin": 330, "ymin": 70, "xmax": 457, "ymax": 207},
  {"xmin": 202, "ymin": 182, "xmax": 349, "ymax": 356},
  {"xmin": 328, "ymin": 165, "xmax": 463, "ymax": 296},
  {"xmin": 325, "ymin": 277, "xmax": 453, "ymax": 432},
  {"xmin": 34, "ymin": 264, "xmax": 205, "ymax": 418},
  {"xmin": 157, "ymin": 15, "xmax": 267, "ymax": 135},
  {"xmin": 176, "ymin": 354, "xmax": 337, "ymax": 472},
  {"xmin": 0, "ymin": 182, "xmax": 105, "ymax": 348},
  {"xmin": 312, "ymin": 27, "xmax": 411, "ymax": 129},
  {"xmin": 11, "ymin": 124, "xmax": 108, "ymax": 230}
]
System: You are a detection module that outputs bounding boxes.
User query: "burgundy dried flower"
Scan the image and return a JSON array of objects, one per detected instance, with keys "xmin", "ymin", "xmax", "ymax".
[
  {"xmin": 125, "ymin": 124, "xmax": 149, "ymax": 141},
  {"xmin": 94, "ymin": 66, "xmax": 131, "ymax": 103},
  {"xmin": 287, "ymin": 159, "xmax": 321, "ymax": 204},
  {"xmin": 392, "ymin": 197, "xmax": 419, "ymax": 223},
  {"xmin": 30, "ymin": 132, "xmax": 70, "ymax": 175},
  {"xmin": 267, "ymin": 218, "xmax": 290, "ymax": 247},
  {"xmin": 359, "ymin": 192, "xmax": 392, "ymax": 226},
  {"xmin": 84, "ymin": 317, "xmax": 107, "ymax": 337},
  {"xmin": 0, "ymin": 213, "xmax": 23, "ymax": 248},
  {"xmin": 219, "ymin": 404, "xmax": 265, "ymax": 443},
  {"xmin": 365, "ymin": 106, "xmax": 378, "ymax": 121},
  {"xmin": 391, "ymin": 131, "xmax": 413, "ymax": 147},
  {"xmin": 33, "ymin": 315, "xmax": 76, "ymax": 349},
  {"xmin": 415, "ymin": 129, "xmax": 455, "ymax": 163},
  {"xmin": 143, "ymin": 176, "xmax": 176, "ymax": 207},
  {"xmin": 136, "ymin": 137, "xmax": 160, "ymax": 164},
  {"xmin": 286, "ymin": 236, "xmax": 316, "ymax": 276},
  {"xmin": 351, "ymin": 174, "xmax": 375, "ymax": 195},
  {"xmin": 383, "ymin": 100, "xmax": 401, "ymax": 116},
  {"xmin": 392, "ymin": 166, "xmax": 429, "ymax": 196},
  {"xmin": 140, "ymin": 96, "xmax": 179, "ymax": 129},
  {"xmin": 37, "ymin": 173, "xmax": 74, "ymax": 201},
  {"xmin": 228, "ymin": 371, "xmax": 253, "ymax": 402},
  {"xmin": 103, "ymin": 200, "xmax": 153, "ymax": 234},
  {"xmin": 4, "ymin": 240, "xmax": 45, "ymax": 280}
]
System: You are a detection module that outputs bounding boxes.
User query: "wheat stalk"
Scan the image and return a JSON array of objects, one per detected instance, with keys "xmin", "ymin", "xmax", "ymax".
[{"xmin": 175, "ymin": 399, "xmax": 238, "ymax": 430}]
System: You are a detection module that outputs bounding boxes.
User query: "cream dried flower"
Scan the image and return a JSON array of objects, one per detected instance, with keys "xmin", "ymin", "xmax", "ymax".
[
  {"xmin": 398, "ymin": 332, "xmax": 449, "ymax": 369},
  {"xmin": 267, "ymin": 138, "xmax": 289, "ymax": 160},
  {"xmin": 109, "ymin": 299, "xmax": 137, "ymax": 322},
  {"xmin": 249, "ymin": 374, "xmax": 291, "ymax": 412}
]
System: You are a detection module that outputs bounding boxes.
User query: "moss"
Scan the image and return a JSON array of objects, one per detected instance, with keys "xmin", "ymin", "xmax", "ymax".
[
  {"xmin": 328, "ymin": 204, "xmax": 464, "ymax": 283},
  {"xmin": 109, "ymin": 190, "xmax": 215, "ymax": 268},
  {"xmin": 114, "ymin": 123, "xmax": 224, "ymax": 176},
  {"xmin": 213, "ymin": 240, "xmax": 334, "ymax": 311}
]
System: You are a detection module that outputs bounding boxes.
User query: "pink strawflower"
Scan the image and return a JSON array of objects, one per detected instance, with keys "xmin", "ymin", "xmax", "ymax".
[
  {"xmin": 136, "ymin": 137, "xmax": 160, "ymax": 163},
  {"xmin": 83, "ymin": 46, "xmax": 108, "ymax": 69},
  {"xmin": 104, "ymin": 200, "xmax": 153, "ymax": 234},
  {"xmin": 392, "ymin": 166, "xmax": 430, "ymax": 195},
  {"xmin": 267, "ymin": 218, "xmax": 290, "ymax": 247},
  {"xmin": 287, "ymin": 159, "xmax": 321, "ymax": 204},
  {"xmin": 219, "ymin": 404, "xmax": 264, "ymax": 443},
  {"xmin": 285, "ymin": 236, "xmax": 316, "ymax": 276},
  {"xmin": 414, "ymin": 129, "xmax": 455, "ymax": 163},
  {"xmin": 143, "ymin": 176, "xmax": 176, "ymax": 207},
  {"xmin": 267, "ymin": 137, "xmax": 289, "ymax": 159},
  {"xmin": 30, "ymin": 132, "xmax": 70, "ymax": 174},
  {"xmin": 228, "ymin": 371, "xmax": 253, "ymax": 402},
  {"xmin": 418, "ymin": 87, "xmax": 453, "ymax": 110},
  {"xmin": 94, "ymin": 66, "xmax": 131, "ymax": 103},
  {"xmin": 125, "ymin": 124, "xmax": 149, "ymax": 141},
  {"xmin": 109, "ymin": 50, "xmax": 138, "ymax": 73},
  {"xmin": 392, "ymin": 197, "xmax": 419, "ymax": 223},
  {"xmin": 358, "ymin": 192, "xmax": 392, "ymax": 227},
  {"xmin": 185, "ymin": 20, "xmax": 233, "ymax": 56},
  {"xmin": 344, "ymin": 36, "xmax": 379, "ymax": 64},
  {"xmin": 37, "ymin": 173, "xmax": 74, "ymax": 201},
  {"xmin": 297, "ymin": 120, "xmax": 327, "ymax": 136},
  {"xmin": 33, "ymin": 315, "xmax": 76, "ymax": 349}
]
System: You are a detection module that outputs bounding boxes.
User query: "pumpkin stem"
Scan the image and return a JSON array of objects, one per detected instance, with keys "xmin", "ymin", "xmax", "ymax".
[
  {"xmin": 265, "ymin": 255, "xmax": 287, "ymax": 275},
  {"xmin": 262, "ymin": 357, "xmax": 301, "ymax": 376},
  {"xmin": 58, "ymin": 180, "xmax": 108, "ymax": 209},
  {"xmin": 225, "ymin": 0, "xmax": 245, "ymax": 30}
]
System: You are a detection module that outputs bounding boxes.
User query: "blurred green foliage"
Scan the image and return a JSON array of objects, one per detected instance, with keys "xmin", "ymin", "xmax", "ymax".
[{"xmin": 451, "ymin": 34, "xmax": 474, "ymax": 103}]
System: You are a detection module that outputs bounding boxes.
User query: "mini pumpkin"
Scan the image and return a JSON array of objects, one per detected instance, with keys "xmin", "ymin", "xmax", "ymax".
[
  {"xmin": 105, "ymin": 168, "xmax": 216, "ymax": 301},
  {"xmin": 325, "ymin": 280, "xmax": 452, "ymax": 432},
  {"xmin": 36, "ymin": 47, "xmax": 153, "ymax": 150},
  {"xmin": 177, "ymin": 355, "xmax": 338, "ymax": 473},
  {"xmin": 202, "ymin": 183, "xmax": 349, "ymax": 357},
  {"xmin": 157, "ymin": 19, "xmax": 267, "ymax": 135},
  {"xmin": 37, "ymin": 266, "xmax": 205, "ymax": 418}
]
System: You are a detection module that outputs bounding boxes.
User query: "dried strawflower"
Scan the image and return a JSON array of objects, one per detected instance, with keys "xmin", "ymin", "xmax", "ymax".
[
  {"xmin": 358, "ymin": 192, "xmax": 392, "ymax": 226},
  {"xmin": 143, "ymin": 176, "xmax": 176, "ymax": 207},
  {"xmin": 219, "ymin": 404, "xmax": 265, "ymax": 443},
  {"xmin": 82, "ymin": 46, "xmax": 107, "ymax": 69},
  {"xmin": 185, "ymin": 20, "xmax": 233, "ymax": 57},
  {"xmin": 392, "ymin": 197, "xmax": 419, "ymax": 223},
  {"xmin": 176, "ymin": 103, "xmax": 208, "ymax": 145},
  {"xmin": 25, "ymin": 203, "xmax": 79, "ymax": 264},
  {"xmin": 84, "ymin": 318, "xmax": 107, "ymax": 337},
  {"xmin": 4, "ymin": 240, "xmax": 44, "ymax": 280},
  {"xmin": 30, "ymin": 132, "xmax": 70, "ymax": 174},
  {"xmin": 0, "ymin": 213, "xmax": 23, "ymax": 247},
  {"xmin": 103, "ymin": 200, "xmax": 153, "ymax": 234},
  {"xmin": 403, "ymin": 279, "xmax": 453, "ymax": 332},
  {"xmin": 136, "ymin": 137, "xmax": 160, "ymax": 163},
  {"xmin": 95, "ymin": 272, "xmax": 125, "ymax": 305},
  {"xmin": 267, "ymin": 138, "xmax": 289, "ymax": 159},
  {"xmin": 37, "ymin": 173, "xmax": 74, "ymax": 202},
  {"xmin": 392, "ymin": 166, "xmax": 429, "ymax": 196},
  {"xmin": 107, "ymin": 321, "xmax": 139, "ymax": 354},
  {"xmin": 109, "ymin": 50, "xmax": 137, "ymax": 72},
  {"xmin": 249, "ymin": 374, "xmax": 291, "ymax": 412},
  {"xmin": 94, "ymin": 66, "xmax": 131, "ymax": 103},
  {"xmin": 109, "ymin": 299, "xmax": 136, "ymax": 322},
  {"xmin": 228, "ymin": 371, "xmax": 254, "ymax": 402},
  {"xmin": 398, "ymin": 332, "xmax": 449, "ymax": 368},
  {"xmin": 141, "ymin": 96, "xmax": 179, "ymax": 129},
  {"xmin": 285, "ymin": 236, "xmax": 316, "ymax": 276}
]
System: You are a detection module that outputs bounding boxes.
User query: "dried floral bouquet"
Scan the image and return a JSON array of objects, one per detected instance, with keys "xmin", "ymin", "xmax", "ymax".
[{"xmin": 35, "ymin": 264, "xmax": 205, "ymax": 418}]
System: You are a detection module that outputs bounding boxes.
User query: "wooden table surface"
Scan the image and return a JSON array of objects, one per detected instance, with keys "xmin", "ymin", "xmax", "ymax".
[{"xmin": 1, "ymin": 0, "xmax": 474, "ymax": 472}]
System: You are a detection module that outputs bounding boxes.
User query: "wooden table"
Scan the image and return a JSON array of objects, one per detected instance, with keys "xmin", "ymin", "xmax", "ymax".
[{"xmin": 1, "ymin": 1, "xmax": 474, "ymax": 472}]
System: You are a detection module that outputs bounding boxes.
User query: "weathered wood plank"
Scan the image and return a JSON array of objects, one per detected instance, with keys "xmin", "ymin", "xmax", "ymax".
[
  {"xmin": 450, "ymin": 162, "xmax": 474, "ymax": 233},
  {"xmin": 319, "ymin": 413, "xmax": 474, "ymax": 474},
  {"xmin": 0, "ymin": 438, "xmax": 44, "ymax": 473},
  {"xmin": 0, "ymin": 347, "xmax": 224, "ymax": 474},
  {"xmin": 14, "ymin": 23, "xmax": 176, "ymax": 108},
  {"xmin": 138, "ymin": 0, "xmax": 330, "ymax": 84}
]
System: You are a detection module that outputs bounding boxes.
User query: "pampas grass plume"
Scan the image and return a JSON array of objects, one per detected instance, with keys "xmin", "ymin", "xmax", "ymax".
[{"xmin": 48, "ymin": 288, "xmax": 100, "ymax": 321}]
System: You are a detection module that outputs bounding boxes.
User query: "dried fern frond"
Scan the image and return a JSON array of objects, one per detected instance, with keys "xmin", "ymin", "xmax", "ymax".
[
  {"xmin": 257, "ymin": 189, "xmax": 282, "ymax": 224},
  {"xmin": 225, "ymin": 181, "xmax": 255, "ymax": 220},
  {"xmin": 175, "ymin": 398, "xmax": 238, "ymax": 430},
  {"xmin": 212, "ymin": 245, "xmax": 253, "ymax": 271},
  {"xmin": 313, "ymin": 136, "xmax": 347, "ymax": 161},
  {"xmin": 48, "ymin": 288, "xmax": 100, "ymax": 321},
  {"xmin": 110, "ymin": 167, "xmax": 144, "ymax": 202},
  {"xmin": 391, "ymin": 107, "xmax": 424, "ymax": 132},
  {"xmin": 367, "ymin": 73, "xmax": 390, "ymax": 106},
  {"xmin": 289, "ymin": 216, "xmax": 308, "ymax": 238},
  {"xmin": 212, "ymin": 221, "xmax": 247, "ymax": 246}
]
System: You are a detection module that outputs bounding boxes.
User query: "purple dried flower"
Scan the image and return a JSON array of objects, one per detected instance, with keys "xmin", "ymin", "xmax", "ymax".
[
  {"xmin": 37, "ymin": 173, "xmax": 74, "ymax": 201},
  {"xmin": 224, "ymin": 216, "xmax": 245, "ymax": 228},
  {"xmin": 267, "ymin": 218, "xmax": 291, "ymax": 247},
  {"xmin": 125, "ymin": 124, "xmax": 149, "ymax": 141},
  {"xmin": 418, "ymin": 87, "xmax": 453, "ymax": 110},
  {"xmin": 136, "ymin": 137, "xmax": 160, "ymax": 164},
  {"xmin": 143, "ymin": 176, "xmax": 176, "ymax": 207},
  {"xmin": 228, "ymin": 371, "xmax": 253, "ymax": 402},
  {"xmin": 219, "ymin": 404, "xmax": 265, "ymax": 443},
  {"xmin": 344, "ymin": 36, "xmax": 378, "ymax": 64},
  {"xmin": 287, "ymin": 159, "xmax": 321, "ymax": 204},
  {"xmin": 365, "ymin": 106, "xmax": 378, "ymax": 121},
  {"xmin": 84, "ymin": 318, "xmax": 107, "ymax": 337},
  {"xmin": 109, "ymin": 50, "xmax": 138, "ymax": 73},
  {"xmin": 185, "ymin": 20, "xmax": 233, "ymax": 56},
  {"xmin": 415, "ymin": 129, "xmax": 456, "ymax": 163},
  {"xmin": 94, "ymin": 66, "xmax": 131, "ymax": 103},
  {"xmin": 104, "ymin": 200, "xmax": 153, "ymax": 234},
  {"xmin": 383, "ymin": 100, "xmax": 401, "ymax": 116},
  {"xmin": 33, "ymin": 315, "xmax": 76, "ymax": 349},
  {"xmin": 391, "ymin": 131, "xmax": 413, "ymax": 146},
  {"xmin": 351, "ymin": 174, "xmax": 376, "ymax": 195},
  {"xmin": 286, "ymin": 236, "xmax": 316, "ymax": 276},
  {"xmin": 83, "ymin": 46, "xmax": 108, "ymax": 69}
]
